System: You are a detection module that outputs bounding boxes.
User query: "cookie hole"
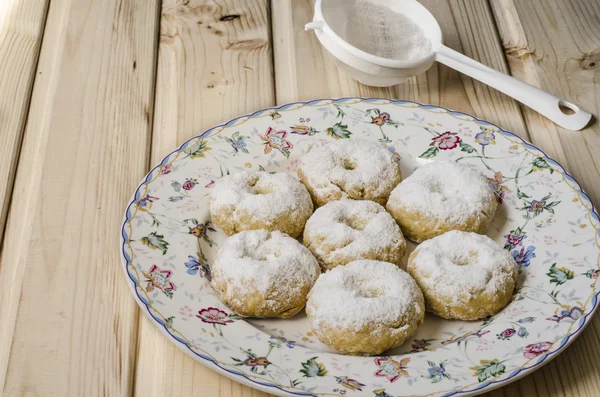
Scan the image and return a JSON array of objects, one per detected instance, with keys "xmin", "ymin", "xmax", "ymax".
[
  {"xmin": 251, "ymin": 186, "xmax": 272, "ymax": 195},
  {"xmin": 342, "ymin": 216, "xmax": 366, "ymax": 231},
  {"xmin": 247, "ymin": 177, "xmax": 272, "ymax": 194},
  {"xmin": 342, "ymin": 158, "xmax": 357, "ymax": 170},
  {"xmin": 356, "ymin": 287, "xmax": 382, "ymax": 298},
  {"xmin": 257, "ymin": 250, "xmax": 280, "ymax": 261},
  {"xmin": 428, "ymin": 182, "xmax": 446, "ymax": 198},
  {"xmin": 454, "ymin": 251, "xmax": 478, "ymax": 266}
]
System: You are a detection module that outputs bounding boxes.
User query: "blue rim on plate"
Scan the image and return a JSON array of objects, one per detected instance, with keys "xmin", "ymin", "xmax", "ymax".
[{"xmin": 121, "ymin": 98, "xmax": 599, "ymax": 397}]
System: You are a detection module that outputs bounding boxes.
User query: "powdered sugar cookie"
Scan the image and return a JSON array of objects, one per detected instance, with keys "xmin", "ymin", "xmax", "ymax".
[
  {"xmin": 303, "ymin": 199, "xmax": 406, "ymax": 271},
  {"xmin": 209, "ymin": 170, "xmax": 313, "ymax": 238},
  {"xmin": 297, "ymin": 140, "xmax": 402, "ymax": 207},
  {"xmin": 211, "ymin": 230, "xmax": 320, "ymax": 318},
  {"xmin": 408, "ymin": 230, "xmax": 518, "ymax": 320},
  {"xmin": 386, "ymin": 160, "xmax": 497, "ymax": 243},
  {"xmin": 306, "ymin": 260, "xmax": 424, "ymax": 355}
]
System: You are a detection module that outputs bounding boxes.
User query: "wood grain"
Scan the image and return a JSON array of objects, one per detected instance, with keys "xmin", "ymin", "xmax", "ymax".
[
  {"xmin": 0, "ymin": 0, "xmax": 160, "ymax": 394},
  {"xmin": 272, "ymin": 0, "xmax": 530, "ymax": 139},
  {"xmin": 133, "ymin": 1, "xmax": 274, "ymax": 396},
  {"xmin": 271, "ymin": 1, "xmax": 585, "ymax": 397},
  {"xmin": 0, "ymin": 0, "xmax": 49, "ymax": 245},
  {"xmin": 486, "ymin": 1, "xmax": 600, "ymax": 397},
  {"xmin": 491, "ymin": 0, "xmax": 600, "ymax": 204},
  {"xmin": 1, "ymin": 0, "xmax": 598, "ymax": 396}
]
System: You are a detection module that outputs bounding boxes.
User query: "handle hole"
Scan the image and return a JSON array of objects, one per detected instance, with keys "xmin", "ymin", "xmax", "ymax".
[{"xmin": 558, "ymin": 100, "xmax": 579, "ymax": 116}]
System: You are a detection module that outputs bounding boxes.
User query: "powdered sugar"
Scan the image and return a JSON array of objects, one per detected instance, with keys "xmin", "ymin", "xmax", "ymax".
[
  {"xmin": 408, "ymin": 230, "xmax": 517, "ymax": 306},
  {"xmin": 297, "ymin": 140, "xmax": 402, "ymax": 205},
  {"xmin": 346, "ymin": 0, "xmax": 432, "ymax": 61},
  {"xmin": 209, "ymin": 170, "xmax": 313, "ymax": 235},
  {"xmin": 306, "ymin": 260, "xmax": 424, "ymax": 332},
  {"xmin": 387, "ymin": 160, "xmax": 496, "ymax": 224},
  {"xmin": 303, "ymin": 199, "xmax": 405, "ymax": 268},
  {"xmin": 212, "ymin": 230, "xmax": 320, "ymax": 310}
]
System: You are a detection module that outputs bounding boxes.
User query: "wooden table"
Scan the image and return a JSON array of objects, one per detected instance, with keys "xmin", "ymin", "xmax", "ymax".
[{"xmin": 1, "ymin": 0, "xmax": 599, "ymax": 396}]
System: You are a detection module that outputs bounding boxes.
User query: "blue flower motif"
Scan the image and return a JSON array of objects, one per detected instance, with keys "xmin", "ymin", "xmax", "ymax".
[
  {"xmin": 231, "ymin": 138, "xmax": 247, "ymax": 150},
  {"xmin": 528, "ymin": 199, "xmax": 546, "ymax": 213},
  {"xmin": 269, "ymin": 335, "xmax": 296, "ymax": 348},
  {"xmin": 547, "ymin": 306, "xmax": 583, "ymax": 323},
  {"xmin": 184, "ymin": 255, "xmax": 211, "ymax": 280},
  {"xmin": 423, "ymin": 360, "xmax": 451, "ymax": 383},
  {"xmin": 428, "ymin": 366, "xmax": 445, "ymax": 376},
  {"xmin": 474, "ymin": 128, "xmax": 496, "ymax": 146},
  {"xmin": 171, "ymin": 180, "xmax": 181, "ymax": 192},
  {"xmin": 137, "ymin": 195, "xmax": 157, "ymax": 208},
  {"xmin": 512, "ymin": 246, "xmax": 536, "ymax": 268},
  {"xmin": 517, "ymin": 327, "xmax": 529, "ymax": 338}
]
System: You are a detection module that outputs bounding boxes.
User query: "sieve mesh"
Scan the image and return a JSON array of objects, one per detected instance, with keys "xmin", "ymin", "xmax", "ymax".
[{"xmin": 323, "ymin": 0, "xmax": 432, "ymax": 61}]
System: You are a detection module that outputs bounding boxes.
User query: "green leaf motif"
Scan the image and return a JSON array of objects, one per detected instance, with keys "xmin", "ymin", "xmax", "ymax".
[
  {"xmin": 141, "ymin": 232, "xmax": 169, "ymax": 255},
  {"xmin": 516, "ymin": 189, "xmax": 531, "ymax": 199},
  {"xmin": 544, "ymin": 200, "xmax": 561, "ymax": 214},
  {"xmin": 531, "ymin": 157, "xmax": 554, "ymax": 174},
  {"xmin": 378, "ymin": 135, "xmax": 392, "ymax": 144},
  {"xmin": 473, "ymin": 360, "xmax": 505, "ymax": 383},
  {"xmin": 326, "ymin": 122, "xmax": 352, "ymax": 139},
  {"xmin": 419, "ymin": 146, "xmax": 439, "ymax": 159},
  {"xmin": 459, "ymin": 141, "xmax": 476, "ymax": 153},
  {"xmin": 547, "ymin": 263, "xmax": 574, "ymax": 286},
  {"xmin": 183, "ymin": 139, "xmax": 211, "ymax": 158},
  {"xmin": 300, "ymin": 357, "xmax": 328, "ymax": 378}
]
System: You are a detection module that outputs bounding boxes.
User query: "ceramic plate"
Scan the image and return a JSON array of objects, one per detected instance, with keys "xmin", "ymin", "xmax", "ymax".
[{"xmin": 121, "ymin": 98, "xmax": 600, "ymax": 397}]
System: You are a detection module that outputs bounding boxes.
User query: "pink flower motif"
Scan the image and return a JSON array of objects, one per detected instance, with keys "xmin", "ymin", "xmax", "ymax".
[
  {"xmin": 182, "ymin": 178, "xmax": 197, "ymax": 191},
  {"xmin": 373, "ymin": 357, "xmax": 410, "ymax": 382},
  {"xmin": 497, "ymin": 328, "xmax": 516, "ymax": 340},
  {"xmin": 430, "ymin": 131, "xmax": 461, "ymax": 150},
  {"xmin": 205, "ymin": 180, "xmax": 215, "ymax": 188},
  {"xmin": 142, "ymin": 265, "xmax": 176, "ymax": 298},
  {"xmin": 160, "ymin": 164, "xmax": 174, "ymax": 175},
  {"xmin": 522, "ymin": 341, "xmax": 553, "ymax": 359},
  {"xmin": 507, "ymin": 234, "xmax": 524, "ymax": 247},
  {"xmin": 197, "ymin": 307, "xmax": 234, "ymax": 325},
  {"xmin": 260, "ymin": 127, "xmax": 293, "ymax": 157}
]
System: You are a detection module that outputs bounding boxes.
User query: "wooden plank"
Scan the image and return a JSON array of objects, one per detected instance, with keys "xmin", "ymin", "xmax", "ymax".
[
  {"xmin": 491, "ymin": 0, "xmax": 600, "ymax": 204},
  {"xmin": 272, "ymin": 0, "xmax": 530, "ymax": 138},
  {"xmin": 488, "ymin": 1, "xmax": 600, "ymax": 397},
  {"xmin": 271, "ymin": 1, "xmax": 559, "ymax": 397},
  {"xmin": 0, "ymin": 0, "xmax": 49, "ymax": 245},
  {"xmin": 133, "ymin": 1, "xmax": 274, "ymax": 396},
  {"xmin": 0, "ymin": 0, "xmax": 160, "ymax": 394}
]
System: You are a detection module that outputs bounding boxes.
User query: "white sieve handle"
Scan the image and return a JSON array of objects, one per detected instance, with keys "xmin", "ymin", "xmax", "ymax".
[{"xmin": 435, "ymin": 45, "xmax": 592, "ymax": 131}]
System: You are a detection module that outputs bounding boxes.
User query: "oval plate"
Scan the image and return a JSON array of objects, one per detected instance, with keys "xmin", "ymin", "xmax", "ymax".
[{"xmin": 121, "ymin": 98, "xmax": 600, "ymax": 397}]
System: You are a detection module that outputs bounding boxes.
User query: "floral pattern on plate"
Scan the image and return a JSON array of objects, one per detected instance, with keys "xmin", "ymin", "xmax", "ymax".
[{"xmin": 121, "ymin": 98, "xmax": 600, "ymax": 397}]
